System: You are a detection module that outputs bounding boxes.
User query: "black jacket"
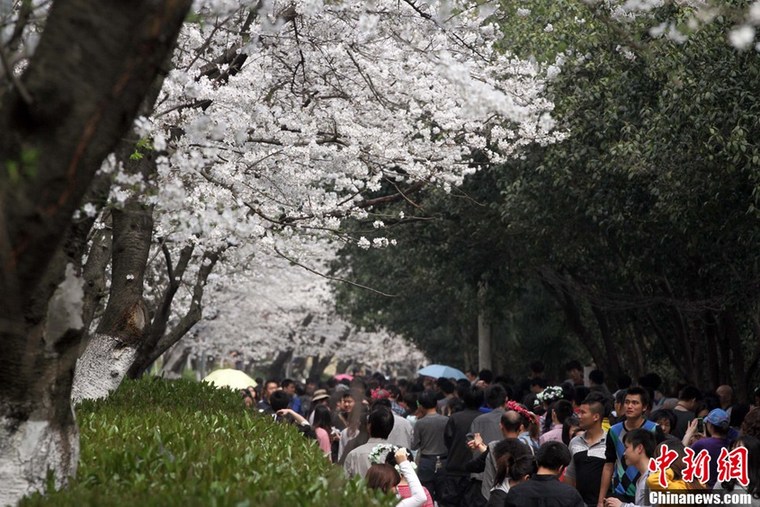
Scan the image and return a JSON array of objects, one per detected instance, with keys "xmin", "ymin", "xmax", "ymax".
[{"xmin": 503, "ymin": 475, "xmax": 585, "ymax": 507}]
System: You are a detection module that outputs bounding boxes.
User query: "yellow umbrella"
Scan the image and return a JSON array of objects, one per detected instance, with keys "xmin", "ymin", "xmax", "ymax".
[{"xmin": 202, "ymin": 369, "xmax": 258, "ymax": 390}]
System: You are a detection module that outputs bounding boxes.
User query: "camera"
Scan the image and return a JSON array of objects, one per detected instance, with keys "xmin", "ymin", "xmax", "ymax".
[
  {"xmin": 465, "ymin": 432, "xmax": 475, "ymax": 443},
  {"xmin": 696, "ymin": 417, "xmax": 705, "ymax": 434}
]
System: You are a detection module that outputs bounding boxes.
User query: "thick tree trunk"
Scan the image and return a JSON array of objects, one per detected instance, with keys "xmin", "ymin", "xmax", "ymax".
[
  {"xmin": 0, "ymin": 1, "xmax": 192, "ymax": 502},
  {"xmin": 71, "ymin": 196, "xmax": 153, "ymax": 403},
  {"xmin": 268, "ymin": 349, "xmax": 294, "ymax": 380}
]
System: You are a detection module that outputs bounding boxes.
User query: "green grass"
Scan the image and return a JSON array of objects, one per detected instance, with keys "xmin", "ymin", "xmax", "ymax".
[{"xmin": 21, "ymin": 378, "xmax": 393, "ymax": 507}]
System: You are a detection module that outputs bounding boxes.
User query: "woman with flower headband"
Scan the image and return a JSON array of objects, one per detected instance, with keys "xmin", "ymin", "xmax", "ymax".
[
  {"xmin": 366, "ymin": 444, "xmax": 431, "ymax": 507},
  {"xmin": 535, "ymin": 385, "xmax": 567, "ymax": 436}
]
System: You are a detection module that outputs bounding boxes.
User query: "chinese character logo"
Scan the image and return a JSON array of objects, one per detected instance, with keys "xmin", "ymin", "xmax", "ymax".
[
  {"xmin": 717, "ymin": 447, "xmax": 749, "ymax": 487},
  {"xmin": 683, "ymin": 447, "xmax": 711, "ymax": 485},
  {"xmin": 648, "ymin": 444, "xmax": 679, "ymax": 488}
]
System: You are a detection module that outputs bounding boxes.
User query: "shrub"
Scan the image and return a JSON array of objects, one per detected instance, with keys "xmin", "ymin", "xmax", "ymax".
[{"xmin": 21, "ymin": 378, "xmax": 393, "ymax": 507}]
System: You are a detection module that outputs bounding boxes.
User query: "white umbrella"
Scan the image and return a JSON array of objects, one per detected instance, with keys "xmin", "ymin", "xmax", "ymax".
[{"xmin": 202, "ymin": 369, "xmax": 258, "ymax": 390}]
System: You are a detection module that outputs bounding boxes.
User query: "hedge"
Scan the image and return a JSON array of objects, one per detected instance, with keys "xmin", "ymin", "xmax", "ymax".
[{"xmin": 21, "ymin": 378, "xmax": 393, "ymax": 507}]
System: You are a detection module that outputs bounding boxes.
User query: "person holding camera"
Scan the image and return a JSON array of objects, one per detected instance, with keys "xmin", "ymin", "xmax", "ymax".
[{"xmin": 366, "ymin": 446, "xmax": 429, "ymax": 507}]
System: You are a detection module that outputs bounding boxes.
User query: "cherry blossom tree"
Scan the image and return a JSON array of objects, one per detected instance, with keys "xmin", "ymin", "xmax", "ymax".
[
  {"xmin": 2, "ymin": 0, "xmax": 559, "ymax": 501},
  {"xmin": 71, "ymin": 0, "xmax": 560, "ymax": 402},
  {"xmin": 0, "ymin": 0, "xmax": 191, "ymax": 503},
  {"xmin": 186, "ymin": 243, "xmax": 428, "ymax": 379}
]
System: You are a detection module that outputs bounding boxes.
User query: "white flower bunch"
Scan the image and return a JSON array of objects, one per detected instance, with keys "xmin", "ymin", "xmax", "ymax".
[
  {"xmin": 536, "ymin": 385, "xmax": 564, "ymax": 404},
  {"xmin": 368, "ymin": 443, "xmax": 417, "ymax": 473}
]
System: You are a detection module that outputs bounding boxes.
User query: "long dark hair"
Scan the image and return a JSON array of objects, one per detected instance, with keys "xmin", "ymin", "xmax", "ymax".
[
  {"xmin": 722, "ymin": 435, "xmax": 760, "ymax": 499},
  {"xmin": 312, "ymin": 404, "xmax": 332, "ymax": 431},
  {"xmin": 493, "ymin": 439, "xmax": 535, "ymax": 487}
]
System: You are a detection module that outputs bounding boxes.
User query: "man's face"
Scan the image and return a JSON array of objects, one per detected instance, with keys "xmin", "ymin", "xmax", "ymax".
[
  {"xmin": 623, "ymin": 442, "xmax": 641, "ymax": 467},
  {"xmin": 284, "ymin": 384, "xmax": 296, "ymax": 396},
  {"xmin": 569, "ymin": 368, "xmax": 583, "ymax": 383},
  {"xmin": 265, "ymin": 382, "xmax": 279, "ymax": 400},
  {"xmin": 339, "ymin": 396, "xmax": 355, "ymax": 413},
  {"xmin": 578, "ymin": 404, "xmax": 598, "ymax": 430},
  {"xmin": 624, "ymin": 394, "xmax": 645, "ymax": 419}
]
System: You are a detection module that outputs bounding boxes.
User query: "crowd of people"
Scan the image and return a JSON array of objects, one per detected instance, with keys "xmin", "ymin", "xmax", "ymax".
[{"xmin": 239, "ymin": 360, "xmax": 760, "ymax": 507}]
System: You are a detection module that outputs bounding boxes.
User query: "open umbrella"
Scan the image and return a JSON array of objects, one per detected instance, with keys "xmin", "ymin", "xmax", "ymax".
[
  {"xmin": 334, "ymin": 373, "xmax": 354, "ymax": 382},
  {"xmin": 417, "ymin": 364, "xmax": 467, "ymax": 380},
  {"xmin": 202, "ymin": 369, "xmax": 258, "ymax": 390}
]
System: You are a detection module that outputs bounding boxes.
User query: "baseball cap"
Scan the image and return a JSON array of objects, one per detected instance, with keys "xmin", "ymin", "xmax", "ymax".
[{"xmin": 704, "ymin": 408, "xmax": 729, "ymax": 429}]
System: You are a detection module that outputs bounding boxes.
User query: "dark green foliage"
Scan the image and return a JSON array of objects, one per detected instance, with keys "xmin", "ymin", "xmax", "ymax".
[{"xmin": 21, "ymin": 379, "xmax": 392, "ymax": 507}]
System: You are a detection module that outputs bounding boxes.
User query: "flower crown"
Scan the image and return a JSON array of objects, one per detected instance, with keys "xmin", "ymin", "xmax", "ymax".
[
  {"xmin": 506, "ymin": 400, "xmax": 539, "ymax": 424},
  {"xmin": 368, "ymin": 443, "xmax": 417, "ymax": 473},
  {"xmin": 536, "ymin": 386, "xmax": 564, "ymax": 405}
]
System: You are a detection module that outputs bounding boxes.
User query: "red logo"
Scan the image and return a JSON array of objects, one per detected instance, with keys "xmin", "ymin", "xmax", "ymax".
[
  {"xmin": 716, "ymin": 447, "xmax": 749, "ymax": 487},
  {"xmin": 648, "ymin": 444, "xmax": 679, "ymax": 488},
  {"xmin": 682, "ymin": 448, "xmax": 710, "ymax": 485}
]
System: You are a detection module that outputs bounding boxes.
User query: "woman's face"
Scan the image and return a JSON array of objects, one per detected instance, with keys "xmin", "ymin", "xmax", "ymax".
[{"xmin": 657, "ymin": 417, "xmax": 672, "ymax": 434}]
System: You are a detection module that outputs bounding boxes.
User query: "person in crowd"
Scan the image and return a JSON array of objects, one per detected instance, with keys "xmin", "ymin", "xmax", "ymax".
[
  {"xmin": 562, "ymin": 414, "xmax": 582, "ymax": 446},
  {"xmin": 671, "ymin": 385, "xmax": 701, "ymax": 439},
  {"xmin": 602, "ymin": 428, "xmax": 656, "ymax": 507},
  {"xmin": 472, "ymin": 384, "xmax": 509, "ymax": 445},
  {"xmin": 716, "ymin": 385, "xmax": 734, "ymax": 417},
  {"xmin": 565, "ymin": 361, "xmax": 586, "ymax": 388},
  {"xmin": 366, "ymin": 446, "xmax": 428, "ymax": 507},
  {"xmin": 589, "ymin": 370, "xmax": 612, "ymax": 400},
  {"xmin": 517, "ymin": 361, "xmax": 546, "ymax": 404},
  {"xmin": 523, "ymin": 377, "xmax": 548, "ymax": 410},
  {"xmin": 541, "ymin": 400, "xmax": 574, "ymax": 445},
  {"xmin": 256, "ymin": 378, "xmax": 280, "ymax": 413},
  {"xmin": 477, "ymin": 370, "xmax": 495, "ymax": 389},
  {"xmin": 537, "ymin": 386, "xmax": 567, "ymax": 434},
  {"xmin": 280, "ymin": 378, "xmax": 302, "ymax": 415},
  {"xmin": 311, "ymin": 404, "xmax": 334, "ymax": 460},
  {"xmin": 611, "ymin": 389, "xmax": 627, "ymax": 425},
  {"xmin": 467, "ymin": 408, "xmax": 532, "ymax": 501},
  {"xmin": 338, "ymin": 406, "xmax": 369, "ymax": 465},
  {"xmin": 412, "ymin": 390, "xmax": 449, "ymax": 502},
  {"xmin": 374, "ymin": 397, "xmax": 414, "ymax": 449},
  {"xmin": 333, "ymin": 391, "xmax": 356, "ymax": 431},
  {"xmin": 436, "ymin": 378, "xmax": 458, "ymax": 416},
  {"xmin": 441, "ymin": 387, "xmax": 484, "ymax": 507},
  {"xmin": 387, "ymin": 384, "xmax": 407, "ymax": 417},
  {"xmin": 565, "ymin": 396, "xmax": 608, "ymax": 507},
  {"xmin": 401, "ymin": 392, "xmax": 421, "ymax": 425},
  {"xmin": 649, "ymin": 409, "xmax": 677, "ymax": 437},
  {"xmin": 716, "ymin": 435, "xmax": 760, "ymax": 507},
  {"xmin": 486, "ymin": 439, "xmax": 536, "ymax": 506},
  {"xmin": 599, "ymin": 387, "xmax": 664, "ymax": 505},
  {"xmin": 683, "ymin": 408, "xmax": 734, "ymax": 488},
  {"xmin": 241, "ymin": 387, "xmax": 256, "ymax": 409},
  {"xmin": 270, "ymin": 390, "xmax": 316, "ymax": 439},
  {"xmin": 504, "ymin": 441, "xmax": 585, "ymax": 507},
  {"xmin": 344, "ymin": 406, "xmax": 396, "ymax": 478}
]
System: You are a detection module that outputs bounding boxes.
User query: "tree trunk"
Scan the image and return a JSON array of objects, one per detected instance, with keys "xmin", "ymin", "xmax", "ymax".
[
  {"xmin": 267, "ymin": 349, "xmax": 294, "ymax": 380},
  {"xmin": 477, "ymin": 312, "xmax": 492, "ymax": 371},
  {"xmin": 0, "ymin": 1, "xmax": 192, "ymax": 502},
  {"xmin": 309, "ymin": 354, "xmax": 335, "ymax": 379},
  {"xmin": 71, "ymin": 195, "xmax": 153, "ymax": 403}
]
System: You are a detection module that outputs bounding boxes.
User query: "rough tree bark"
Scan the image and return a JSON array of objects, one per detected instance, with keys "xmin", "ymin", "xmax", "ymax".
[{"xmin": 0, "ymin": 0, "xmax": 192, "ymax": 503}]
